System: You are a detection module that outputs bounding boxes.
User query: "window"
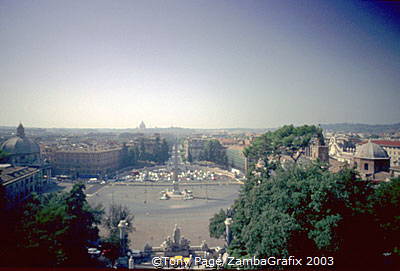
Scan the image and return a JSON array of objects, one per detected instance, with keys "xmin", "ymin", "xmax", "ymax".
[{"xmin": 364, "ymin": 163, "xmax": 369, "ymax": 170}]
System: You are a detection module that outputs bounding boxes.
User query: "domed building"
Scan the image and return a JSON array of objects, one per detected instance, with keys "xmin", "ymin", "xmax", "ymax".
[
  {"xmin": 354, "ymin": 140, "xmax": 390, "ymax": 180},
  {"xmin": 1, "ymin": 123, "xmax": 41, "ymax": 166}
]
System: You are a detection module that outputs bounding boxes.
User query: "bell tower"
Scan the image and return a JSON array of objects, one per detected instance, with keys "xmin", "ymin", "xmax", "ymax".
[{"xmin": 17, "ymin": 123, "xmax": 25, "ymax": 138}]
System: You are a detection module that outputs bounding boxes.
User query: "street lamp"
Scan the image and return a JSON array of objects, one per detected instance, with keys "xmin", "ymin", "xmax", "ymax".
[
  {"xmin": 118, "ymin": 219, "xmax": 129, "ymax": 256},
  {"xmin": 224, "ymin": 218, "xmax": 233, "ymax": 246},
  {"xmin": 128, "ymin": 256, "xmax": 134, "ymax": 269}
]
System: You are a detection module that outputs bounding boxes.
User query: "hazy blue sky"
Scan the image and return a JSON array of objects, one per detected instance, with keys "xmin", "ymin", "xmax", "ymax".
[{"xmin": 1, "ymin": 0, "xmax": 399, "ymax": 129}]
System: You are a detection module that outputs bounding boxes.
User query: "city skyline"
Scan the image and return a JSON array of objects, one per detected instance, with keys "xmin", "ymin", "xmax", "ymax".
[
  {"xmin": 1, "ymin": 0, "xmax": 400, "ymax": 129},
  {"xmin": 1, "ymin": 121, "xmax": 400, "ymax": 131}
]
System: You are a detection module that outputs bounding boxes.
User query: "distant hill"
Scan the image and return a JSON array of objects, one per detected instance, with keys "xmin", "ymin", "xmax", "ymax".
[
  {"xmin": 320, "ymin": 123, "xmax": 400, "ymax": 134},
  {"xmin": 0, "ymin": 126, "xmax": 268, "ymax": 136}
]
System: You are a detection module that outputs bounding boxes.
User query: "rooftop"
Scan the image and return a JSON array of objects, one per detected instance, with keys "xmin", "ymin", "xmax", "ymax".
[
  {"xmin": 0, "ymin": 164, "xmax": 39, "ymax": 186},
  {"xmin": 369, "ymin": 140, "xmax": 400, "ymax": 148},
  {"xmin": 355, "ymin": 141, "xmax": 389, "ymax": 160},
  {"xmin": 55, "ymin": 146, "xmax": 122, "ymax": 153}
]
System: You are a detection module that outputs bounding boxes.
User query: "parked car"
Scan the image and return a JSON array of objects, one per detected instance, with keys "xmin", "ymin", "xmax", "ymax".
[{"xmin": 88, "ymin": 247, "xmax": 101, "ymax": 256}]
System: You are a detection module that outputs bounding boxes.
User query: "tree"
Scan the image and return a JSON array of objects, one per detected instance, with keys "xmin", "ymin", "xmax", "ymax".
[
  {"xmin": 139, "ymin": 139, "xmax": 146, "ymax": 161},
  {"xmin": 104, "ymin": 203, "xmax": 134, "ymax": 238},
  {"xmin": 102, "ymin": 203, "xmax": 134, "ymax": 261},
  {"xmin": 136, "ymin": 138, "xmax": 169, "ymax": 164},
  {"xmin": 132, "ymin": 145, "xmax": 140, "ymax": 165},
  {"xmin": 211, "ymin": 162, "xmax": 400, "ymax": 267},
  {"xmin": 0, "ymin": 150, "xmax": 9, "ymax": 163},
  {"xmin": 271, "ymin": 124, "xmax": 323, "ymax": 163},
  {"xmin": 187, "ymin": 150, "xmax": 193, "ymax": 163},
  {"xmin": 120, "ymin": 144, "xmax": 134, "ymax": 167},
  {"xmin": 100, "ymin": 236, "xmax": 120, "ymax": 265},
  {"xmin": 369, "ymin": 177, "xmax": 400, "ymax": 256},
  {"xmin": 199, "ymin": 140, "xmax": 228, "ymax": 167},
  {"xmin": 63, "ymin": 183, "xmax": 103, "ymax": 266},
  {"xmin": 211, "ymin": 125, "xmax": 400, "ymax": 268},
  {"xmin": 160, "ymin": 138, "xmax": 170, "ymax": 163},
  {"xmin": 0, "ymin": 182, "xmax": 13, "ymax": 264},
  {"xmin": 17, "ymin": 192, "xmax": 70, "ymax": 266},
  {"xmin": 209, "ymin": 209, "xmax": 227, "ymax": 239},
  {"xmin": 154, "ymin": 136, "xmax": 162, "ymax": 163},
  {"xmin": 152, "ymin": 138, "xmax": 170, "ymax": 164},
  {"xmin": 123, "ymin": 146, "xmax": 139, "ymax": 167},
  {"xmin": 7, "ymin": 184, "xmax": 103, "ymax": 267},
  {"xmin": 244, "ymin": 125, "xmax": 323, "ymax": 171}
]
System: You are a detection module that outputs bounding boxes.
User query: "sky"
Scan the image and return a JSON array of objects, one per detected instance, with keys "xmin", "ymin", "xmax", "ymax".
[{"xmin": 0, "ymin": 0, "xmax": 399, "ymax": 129}]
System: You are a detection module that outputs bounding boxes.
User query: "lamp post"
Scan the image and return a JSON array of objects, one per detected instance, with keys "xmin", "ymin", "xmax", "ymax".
[
  {"xmin": 118, "ymin": 219, "xmax": 129, "ymax": 256},
  {"xmin": 128, "ymin": 256, "xmax": 134, "ymax": 269},
  {"xmin": 224, "ymin": 218, "xmax": 233, "ymax": 246}
]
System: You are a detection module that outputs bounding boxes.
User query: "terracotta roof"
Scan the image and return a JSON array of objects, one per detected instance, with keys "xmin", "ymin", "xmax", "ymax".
[
  {"xmin": 226, "ymin": 145, "xmax": 245, "ymax": 151},
  {"xmin": 218, "ymin": 138, "xmax": 238, "ymax": 145},
  {"xmin": 370, "ymin": 140, "xmax": 400, "ymax": 148}
]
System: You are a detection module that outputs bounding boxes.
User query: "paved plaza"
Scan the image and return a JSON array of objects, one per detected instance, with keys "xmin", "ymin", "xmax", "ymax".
[{"xmin": 87, "ymin": 183, "xmax": 241, "ymax": 250}]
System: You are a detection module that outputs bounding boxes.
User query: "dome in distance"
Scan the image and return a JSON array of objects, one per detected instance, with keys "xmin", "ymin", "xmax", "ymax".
[
  {"xmin": 355, "ymin": 140, "xmax": 389, "ymax": 160},
  {"xmin": 0, "ymin": 124, "xmax": 40, "ymax": 155},
  {"xmin": 1, "ymin": 137, "xmax": 40, "ymax": 155}
]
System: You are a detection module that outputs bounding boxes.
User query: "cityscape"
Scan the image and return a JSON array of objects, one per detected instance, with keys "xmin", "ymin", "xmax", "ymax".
[{"xmin": 1, "ymin": 0, "xmax": 400, "ymax": 270}]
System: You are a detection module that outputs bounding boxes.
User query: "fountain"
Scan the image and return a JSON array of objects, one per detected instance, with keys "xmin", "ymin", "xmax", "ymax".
[
  {"xmin": 160, "ymin": 224, "xmax": 191, "ymax": 257},
  {"xmin": 160, "ymin": 145, "xmax": 194, "ymax": 200}
]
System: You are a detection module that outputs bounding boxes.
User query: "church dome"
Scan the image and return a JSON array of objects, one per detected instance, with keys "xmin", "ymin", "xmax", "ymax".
[
  {"xmin": 355, "ymin": 140, "xmax": 389, "ymax": 160},
  {"xmin": 1, "ymin": 124, "xmax": 40, "ymax": 155}
]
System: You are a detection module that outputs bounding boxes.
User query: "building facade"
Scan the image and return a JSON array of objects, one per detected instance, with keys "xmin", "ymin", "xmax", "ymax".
[
  {"xmin": 354, "ymin": 140, "xmax": 391, "ymax": 181},
  {"xmin": 0, "ymin": 164, "xmax": 44, "ymax": 209},
  {"xmin": 1, "ymin": 123, "xmax": 51, "ymax": 183},
  {"xmin": 328, "ymin": 136, "xmax": 356, "ymax": 164},
  {"xmin": 51, "ymin": 148, "xmax": 123, "ymax": 178},
  {"xmin": 368, "ymin": 140, "xmax": 400, "ymax": 167},
  {"xmin": 305, "ymin": 137, "xmax": 329, "ymax": 163},
  {"xmin": 184, "ymin": 138, "xmax": 208, "ymax": 161},
  {"xmin": 225, "ymin": 145, "xmax": 248, "ymax": 174}
]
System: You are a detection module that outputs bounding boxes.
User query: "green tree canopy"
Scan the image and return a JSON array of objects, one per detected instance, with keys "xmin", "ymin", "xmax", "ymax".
[
  {"xmin": 135, "ymin": 137, "xmax": 170, "ymax": 165},
  {"xmin": 244, "ymin": 125, "xmax": 324, "ymax": 174},
  {"xmin": 0, "ymin": 150, "xmax": 9, "ymax": 163},
  {"xmin": 187, "ymin": 150, "xmax": 193, "ymax": 163},
  {"xmin": 209, "ymin": 209, "xmax": 227, "ymax": 239},
  {"xmin": 160, "ymin": 138, "xmax": 170, "ymax": 163},
  {"xmin": 210, "ymin": 125, "xmax": 399, "ymax": 268},
  {"xmin": 199, "ymin": 140, "xmax": 228, "ymax": 166},
  {"xmin": 63, "ymin": 183, "xmax": 103, "ymax": 266},
  {"xmin": 210, "ymin": 163, "xmax": 400, "ymax": 267},
  {"xmin": 104, "ymin": 203, "xmax": 134, "ymax": 237},
  {"xmin": 101, "ymin": 203, "xmax": 134, "ymax": 263},
  {"xmin": 2, "ymin": 183, "xmax": 103, "ymax": 267}
]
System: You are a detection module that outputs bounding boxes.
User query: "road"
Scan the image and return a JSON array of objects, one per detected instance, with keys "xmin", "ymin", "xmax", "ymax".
[
  {"xmin": 88, "ymin": 182, "xmax": 240, "ymax": 249},
  {"xmin": 49, "ymin": 144, "xmax": 243, "ymax": 249}
]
